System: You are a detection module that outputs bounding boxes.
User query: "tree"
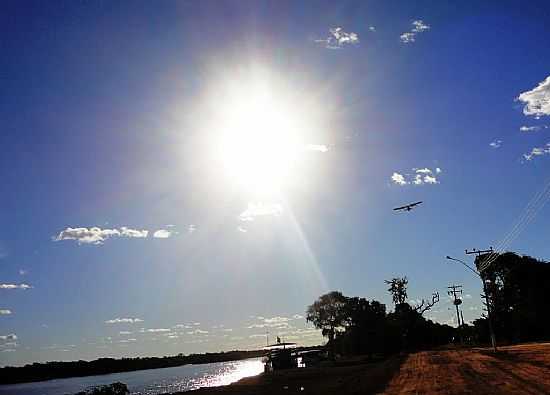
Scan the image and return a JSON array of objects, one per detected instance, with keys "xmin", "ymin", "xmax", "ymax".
[
  {"xmin": 474, "ymin": 251, "xmax": 550, "ymax": 343},
  {"xmin": 385, "ymin": 277, "xmax": 408, "ymax": 306},
  {"xmin": 306, "ymin": 291, "xmax": 348, "ymax": 357}
]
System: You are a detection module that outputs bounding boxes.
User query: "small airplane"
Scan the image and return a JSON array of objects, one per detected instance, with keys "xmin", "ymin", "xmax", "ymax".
[{"xmin": 393, "ymin": 201, "xmax": 423, "ymax": 212}]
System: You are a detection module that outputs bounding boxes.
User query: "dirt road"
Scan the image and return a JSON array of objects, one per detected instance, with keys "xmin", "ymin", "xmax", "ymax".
[{"xmin": 384, "ymin": 343, "xmax": 550, "ymax": 394}]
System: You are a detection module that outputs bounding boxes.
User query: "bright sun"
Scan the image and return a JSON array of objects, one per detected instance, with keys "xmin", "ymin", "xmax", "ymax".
[{"xmin": 214, "ymin": 80, "xmax": 310, "ymax": 195}]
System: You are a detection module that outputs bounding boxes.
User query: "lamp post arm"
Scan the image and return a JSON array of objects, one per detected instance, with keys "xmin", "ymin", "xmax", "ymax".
[{"xmin": 445, "ymin": 256, "xmax": 481, "ymax": 279}]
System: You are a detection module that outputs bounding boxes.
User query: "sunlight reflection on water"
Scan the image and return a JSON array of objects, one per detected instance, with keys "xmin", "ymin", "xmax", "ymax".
[
  {"xmin": 0, "ymin": 358, "xmax": 265, "ymax": 395},
  {"xmin": 137, "ymin": 358, "xmax": 264, "ymax": 394}
]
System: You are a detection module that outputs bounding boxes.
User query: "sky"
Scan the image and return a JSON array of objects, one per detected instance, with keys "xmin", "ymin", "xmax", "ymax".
[{"xmin": 1, "ymin": 0, "xmax": 550, "ymax": 367}]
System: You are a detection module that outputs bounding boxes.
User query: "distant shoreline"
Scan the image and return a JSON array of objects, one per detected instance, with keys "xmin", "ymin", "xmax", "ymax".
[{"xmin": 0, "ymin": 350, "xmax": 265, "ymax": 385}]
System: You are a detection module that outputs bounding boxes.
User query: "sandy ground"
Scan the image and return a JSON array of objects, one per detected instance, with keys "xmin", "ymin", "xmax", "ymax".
[
  {"xmin": 182, "ymin": 343, "xmax": 550, "ymax": 395},
  {"xmin": 384, "ymin": 343, "xmax": 550, "ymax": 395}
]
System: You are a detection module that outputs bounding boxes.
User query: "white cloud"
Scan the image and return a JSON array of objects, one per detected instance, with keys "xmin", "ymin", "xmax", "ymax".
[
  {"xmin": 305, "ymin": 144, "xmax": 329, "ymax": 153},
  {"xmin": 392, "ymin": 167, "xmax": 441, "ymax": 185},
  {"xmin": 0, "ymin": 283, "xmax": 31, "ymax": 290},
  {"xmin": 153, "ymin": 229, "xmax": 176, "ymax": 238},
  {"xmin": 369, "ymin": 26, "xmax": 376, "ymax": 32},
  {"xmin": 119, "ymin": 331, "xmax": 132, "ymax": 335},
  {"xmin": 520, "ymin": 125, "xmax": 547, "ymax": 132},
  {"xmin": 237, "ymin": 226, "xmax": 248, "ymax": 233},
  {"xmin": 424, "ymin": 175, "xmax": 438, "ymax": 184},
  {"xmin": 292, "ymin": 314, "xmax": 304, "ymax": 320},
  {"xmin": 19, "ymin": 269, "xmax": 27, "ymax": 276},
  {"xmin": 0, "ymin": 334, "xmax": 17, "ymax": 341},
  {"xmin": 105, "ymin": 318, "xmax": 144, "ymax": 324},
  {"xmin": 400, "ymin": 32, "xmax": 416, "ymax": 43},
  {"xmin": 264, "ymin": 316, "xmax": 291, "ymax": 324},
  {"xmin": 146, "ymin": 328, "xmax": 171, "ymax": 333},
  {"xmin": 400, "ymin": 20, "xmax": 430, "ymax": 43},
  {"xmin": 187, "ymin": 329, "xmax": 209, "ymax": 335},
  {"xmin": 119, "ymin": 227, "xmax": 148, "ymax": 238},
  {"xmin": 119, "ymin": 338, "xmax": 137, "ymax": 343},
  {"xmin": 523, "ymin": 143, "xmax": 550, "ymax": 161},
  {"xmin": 517, "ymin": 75, "xmax": 550, "ymax": 117},
  {"xmin": 173, "ymin": 324, "xmax": 192, "ymax": 329},
  {"xmin": 188, "ymin": 224, "xmax": 197, "ymax": 234},
  {"xmin": 391, "ymin": 172, "xmax": 408, "ymax": 185},
  {"xmin": 54, "ymin": 227, "xmax": 148, "ymax": 245},
  {"xmin": 240, "ymin": 202, "xmax": 283, "ymax": 221},
  {"xmin": 412, "ymin": 20, "xmax": 430, "ymax": 33},
  {"xmin": 0, "ymin": 309, "xmax": 12, "ymax": 315},
  {"xmin": 316, "ymin": 27, "xmax": 359, "ymax": 49},
  {"xmin": 489, "ymin": 140, "xmax": 502, "ymax": 148}
]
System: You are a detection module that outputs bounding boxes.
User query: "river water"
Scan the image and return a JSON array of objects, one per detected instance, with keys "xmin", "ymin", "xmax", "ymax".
[{"xmin": 0, "ymin": 357, "xmax": 264, "ymax": 395}]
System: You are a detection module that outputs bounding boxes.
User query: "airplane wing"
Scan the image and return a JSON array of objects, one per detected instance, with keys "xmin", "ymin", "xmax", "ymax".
[
  {"xmin": 410, "ymin": 201, "xmax": 423, "ymax": 207},
  {"xmin": 393, "ymin": 205, "xmax": 407, "ymax": 211}
]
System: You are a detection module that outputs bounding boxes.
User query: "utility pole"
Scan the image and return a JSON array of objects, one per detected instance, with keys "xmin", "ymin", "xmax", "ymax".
[
  {"xmin": 447, "ymin": 284, "xmax": 463, "ymax": 330},
  {"xmin": 465, "ymin": 248, "xmax": 497, "ymax": 352}
]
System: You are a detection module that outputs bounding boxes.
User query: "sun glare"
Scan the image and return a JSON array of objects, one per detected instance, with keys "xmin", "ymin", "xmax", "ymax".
[{"xmin": 213, "ymin": 79, "xmax": 311, "ymax": 195}]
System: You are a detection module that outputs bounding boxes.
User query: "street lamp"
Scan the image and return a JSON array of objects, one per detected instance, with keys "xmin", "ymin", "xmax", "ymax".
[{"xmin": 445, "ymin": 255, "xmax": 497, "ymax": 352}]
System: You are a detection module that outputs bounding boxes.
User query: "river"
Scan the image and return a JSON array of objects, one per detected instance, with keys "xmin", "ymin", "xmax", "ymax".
[{"xmin": 0, "ymin": 357, "xmax": 264, "ymax": 395}]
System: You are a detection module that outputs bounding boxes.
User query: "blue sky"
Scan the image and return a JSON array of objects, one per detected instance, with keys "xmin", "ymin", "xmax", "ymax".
[{"xmin": 2, "ymin": 0, "xmax": 550, "ymax": 366}]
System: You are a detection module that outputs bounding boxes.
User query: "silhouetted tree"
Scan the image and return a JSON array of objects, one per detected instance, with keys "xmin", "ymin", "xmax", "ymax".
[
  {"xmin": 385, "ymin": 277, "xmax": 408, "ymax": 306},
  {"xmin": 306, "ymin": 291, "xmax": 348, "ymax": 358},
  {"xmin": 475, "ymin": 251, "xmax": 550, "ymax": 343}
]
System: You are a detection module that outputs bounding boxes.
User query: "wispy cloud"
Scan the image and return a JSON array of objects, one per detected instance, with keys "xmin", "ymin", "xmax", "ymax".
[
  {"xmin": 369, "ymin": 26, "xmax": 376, "ymax": 32},
  {"xmin": 240, "ymin": 202, "xmax": 283, "ymax": 221},
  {"xmin": 153, "ymin": 229, "xmax": 176, "ymax": 238},
  {"xmin": 523, "ymin": 143, "xmax": 550, "ymax": 161},
  {"xmin": 119, "ymin": 331, "xmax": 132, "ymax": 335},
  {"xmin": 188, "ymin": 224, "xmax": 197, "ymax": 234},
  {"xmin": 247, "ymin": 316, "xmax": 295, "ymax": 329},
  {"xmin": 54, "ymin": 227, "xmax": 148, "ymax": 245},
  {"xmin": 237, "ymin": 226, "xmax": 248, "ymax": 233},
  {"xmin": 517, "ymin": 75, "xmax": 550, "ymax": 118},
  {"xmin": 520, "ymin": 125, "xmax": 548, "ymax": 132},
  {"xmin": 489, "ymin": 140, "xmax": 503, "ymax": 148},
  {"xmin": 316, "ymin": 27, "xmax": 359, "ymax": 49},
  {"xmin": 0, "ymin": 334, "xmax": 17, "ymax": 341},
  {"xmin": 187, "ymin": 329, "xmax": 209, "ymax": 335},
  {"xmin": 173, "ymin": 324, "xmax": 192, "ymax": 329},
  {"xmin": 105, "ymin": 317, "xmax": 144, "ymax": 324},
  {"xmin": 400, "ymin": 20, "xmax": 430, "ymax": 43},
  {"xmin": 305, "ymin": 144, "xmax": 329, "ymax": 153},
  {"xmin": 391, "ymin": 167, "xmax": 441, "ymax": 186},
  {"xmin": 0, "ymin": 309, "xmax": 12, "ymax": 315},
  {"xmin": 119, "ymin": 338, "xmax": 137, "ymax": 343},
  {"xmin": 0, "ymin": 283, "xmax": 32, "ymax": 290},
  {"xmin": 19, "ymin": 269, "xmax": 27, "ymax": 276},
  {"xmin": 145, "ymin": 328, "xmax": 171, "ymax": 333}
]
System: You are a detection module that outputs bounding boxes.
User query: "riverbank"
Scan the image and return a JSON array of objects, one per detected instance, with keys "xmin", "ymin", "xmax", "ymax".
[
  {"xmin": 0, "ymin": 350, "xmax": 265, "ymax": 385},
  {"xmin": 186, "ymin": 356, "xmax": 404, "ymax": 394},
  {"xmin": 186, "ymin": 343, "xmax": 550, "ymax": 394}
]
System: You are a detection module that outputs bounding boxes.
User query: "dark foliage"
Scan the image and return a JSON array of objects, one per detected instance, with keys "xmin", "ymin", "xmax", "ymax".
[
  {"xmin": 474, "ymin": 252, "xmax": 550, "ymax": 343},
  {"xmin": 0, "ymin": 350, "xmax": 265, "ymax": 385},
  {"xmin": 308, "ymin": 288, "xmax": 455, "ymax": 358}
]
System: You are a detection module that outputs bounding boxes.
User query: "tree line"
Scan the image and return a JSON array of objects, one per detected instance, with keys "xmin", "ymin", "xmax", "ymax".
[
  {"xmin": 0, "ymin": 350, "xmax": 264, "ymax": 385},
  {"xmin": 307, "ymin": 251, "xmax": 550, "ymax": 357}
]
